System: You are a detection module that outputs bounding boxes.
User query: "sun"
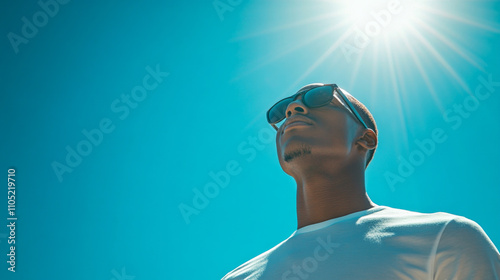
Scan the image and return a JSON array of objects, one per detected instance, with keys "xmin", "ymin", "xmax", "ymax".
[{"xmin": 235, "ymin": 0, "xmax": 500, "ymax": 132}]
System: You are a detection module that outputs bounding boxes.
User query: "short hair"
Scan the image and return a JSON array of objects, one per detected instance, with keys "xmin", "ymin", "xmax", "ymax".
[
  {"xmin": 342, "ymin": 91, "xmax": 378, "ymax": 168},
  {"xmin": 295, "ymin": 84, "xmax": 378, "ymax": 168}
]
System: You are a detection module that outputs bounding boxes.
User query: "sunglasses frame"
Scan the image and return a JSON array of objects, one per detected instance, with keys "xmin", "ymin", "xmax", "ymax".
[{"xmin": 267, "ymin": 84, "xmax": 369, "ymax": 131}]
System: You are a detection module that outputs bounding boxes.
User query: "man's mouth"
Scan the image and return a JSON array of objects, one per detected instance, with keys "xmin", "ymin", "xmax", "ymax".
[{"xmin": 284, "ymin": 121, "xmax": 311, "ymax": 130}]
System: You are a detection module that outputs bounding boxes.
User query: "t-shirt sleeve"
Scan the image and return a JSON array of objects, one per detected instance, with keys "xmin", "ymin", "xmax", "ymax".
[{"xmin": 433, "ymin": 216, "xmax": 500, "ymax": 280}]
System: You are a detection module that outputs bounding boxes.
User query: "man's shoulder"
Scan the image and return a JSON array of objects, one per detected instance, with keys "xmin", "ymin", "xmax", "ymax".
[
  {"xmin": 365, "ymin": 206, "xmax": 465, "ymax": 228},
  {"xmin": 363, "ymin": 207, "xmax": 495, "ymax": 250},
  {"xmin": 436, "ymin": 214, "xmax": 498, "ymax": 251},
  {"xmin": 221, "ymin": 237, "xmax": 291, "ymax": 280},
  {"xmin": 221, "ymin": 253, "xmax": 267, "ymax": 280}
]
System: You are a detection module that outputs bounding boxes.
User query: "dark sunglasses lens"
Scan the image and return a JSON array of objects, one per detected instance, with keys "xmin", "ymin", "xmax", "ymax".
[
  {"xmin": 304, "ymin": 86, "xmax": 333, "ymax": 107},
  {"xmin": 268, "ymin": 97, "xmax": 292, "ymax": 124}
]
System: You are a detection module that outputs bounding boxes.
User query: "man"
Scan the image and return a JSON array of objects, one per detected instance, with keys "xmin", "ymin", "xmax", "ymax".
[{"xmin": 222, "ymin": 83, "xmax": 500, "ymax": 279}]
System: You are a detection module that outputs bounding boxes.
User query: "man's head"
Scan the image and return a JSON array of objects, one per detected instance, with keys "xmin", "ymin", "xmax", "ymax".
[{"xmin": 268, "ymin": 83, "xmax": 377, "ymax": 176}]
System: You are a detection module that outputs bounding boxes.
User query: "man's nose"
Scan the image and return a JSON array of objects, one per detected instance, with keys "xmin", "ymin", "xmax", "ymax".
[{"xmin": 286, "ymin": 97, "xmax": 309, "ymax": 118}]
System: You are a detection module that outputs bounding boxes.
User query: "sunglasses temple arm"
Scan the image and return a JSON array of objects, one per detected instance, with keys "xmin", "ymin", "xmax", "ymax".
[{"xmin": 335, "ymin": 88, "xmax": 369, "ymax": 129}]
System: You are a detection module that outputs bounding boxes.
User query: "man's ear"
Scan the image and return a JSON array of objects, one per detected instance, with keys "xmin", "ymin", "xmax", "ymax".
[{"xmin": 356, "ymin": 129, "xmax": 377, "ymax": 151}]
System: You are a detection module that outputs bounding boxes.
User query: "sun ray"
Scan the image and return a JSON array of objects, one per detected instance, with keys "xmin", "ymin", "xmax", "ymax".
[
  {"xmin": 369, "ymin": 42, "xmax": 379, "ymax": 108},
  {"xmin": 392, "ymin": 43, "xmax": 410, "ymax": 122},
  {"xmin": 383, "ymin": 35, "xmax": 409, "ymax": 152},
  {"xmin": 400, "ymin": 32, "xmax": 445, "ymax": 113},
  {"xmin": 347, "ymin": 43, "xmax": 367, "ymax": 90},
  {"xmin": 229, "ymin": 11, "xmax": 347, "ymax": 42},
  {"xmin": 413, "ymin": 17, "xmax": 488, "ymax": 72},
  {"xmin": 406, "ymin": 24, "xmax": 473, "ymax": 96},
  {"xmin": 230, "ymin": 19, "xmax": 352, "ymax": 82},
  {"xmin": 387, "ymin": 42, "xmax": 425, "ymax": 198},
  {"xmin": 414, "ymin": 3, "xmax": 500, "ymax": 34},
  {"xmin": 292, "ymin": 29, "xmax": 354, "ymax": 89}
]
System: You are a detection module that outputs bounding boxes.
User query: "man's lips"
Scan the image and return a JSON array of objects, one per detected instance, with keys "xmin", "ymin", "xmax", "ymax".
[
  {"xmin": 282, "ymin": 116, "xmax": 313, "ymax": 133},
  {"xmin": 285, "ymin": 121, "xmax": 311, "ymax": 129}
]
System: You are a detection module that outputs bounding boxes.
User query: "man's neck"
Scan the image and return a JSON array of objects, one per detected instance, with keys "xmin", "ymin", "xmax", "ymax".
[{"xmin": 293, "ymin": 162, "xmax": 376, "ymax": 229}]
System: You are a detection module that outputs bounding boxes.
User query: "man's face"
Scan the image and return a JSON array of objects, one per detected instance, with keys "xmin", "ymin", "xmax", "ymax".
[{"xmin": 276, "ymin": 85, "xmax": 363, "ymax": 175}]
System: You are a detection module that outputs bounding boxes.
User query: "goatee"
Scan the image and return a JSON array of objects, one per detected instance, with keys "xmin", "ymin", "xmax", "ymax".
[{"xmin": 284, "ymin": 144, "xmax": 312, "ymax": 162}]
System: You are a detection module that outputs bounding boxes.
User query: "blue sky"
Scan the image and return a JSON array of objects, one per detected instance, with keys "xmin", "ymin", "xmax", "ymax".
[{"xmin": 1, "ymin": 0, "xmax": 500, "ymax": 279}]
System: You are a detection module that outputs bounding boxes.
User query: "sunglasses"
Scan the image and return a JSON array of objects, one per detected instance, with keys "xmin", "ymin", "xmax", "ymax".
[{"xmin": 266, "ymin": 84, "xmax": 369, "ymax": 131}]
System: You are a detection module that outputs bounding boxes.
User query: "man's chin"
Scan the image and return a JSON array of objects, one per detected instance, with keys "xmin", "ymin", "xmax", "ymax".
[{"xmin": 283, "ymin": 144, "xmax": 312, "ymax": 163}]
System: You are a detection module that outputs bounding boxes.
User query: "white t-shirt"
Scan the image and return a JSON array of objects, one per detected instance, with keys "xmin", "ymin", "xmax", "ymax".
[{"xmin": 222, "ymin": 206, "xmax": 500, "ymax": 280}]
